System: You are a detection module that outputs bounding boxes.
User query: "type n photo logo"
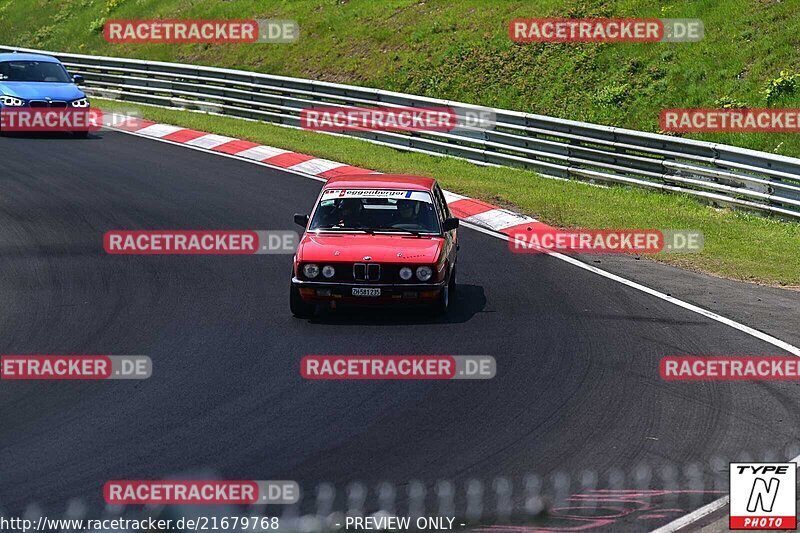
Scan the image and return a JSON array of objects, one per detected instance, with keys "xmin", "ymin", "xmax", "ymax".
[{"xmin": 730, "ymin": 462, "xmax": 797, "ymax": 529}]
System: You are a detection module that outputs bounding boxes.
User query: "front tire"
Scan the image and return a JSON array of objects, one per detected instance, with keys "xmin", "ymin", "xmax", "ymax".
[
  {"xmin": 290, "ymin": 283, "xmax": 315, "ymax": 318},
  {"xmin": 432, "ymin": 267, "xmax": 456, "ymax": 315}
]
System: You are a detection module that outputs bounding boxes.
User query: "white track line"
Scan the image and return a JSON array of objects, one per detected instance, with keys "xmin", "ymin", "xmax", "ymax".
[
  {"xmin": 134, "ymin": 123, "xmax": 184, "ymax": 138},
  {"xmin": 649, "ymin": 496, "xmax": 729, "ymax": 533},
  {"xmin": 236, "ymin": 145, "xmax": 291, "ymax": 161},
  {"xmin": 184, "ymin": 133, "xmax": 237, "ymax": 149},
  {"xmin": 462, "ymin": 208, "xmax": 537, "ymax": 232},
  {"xmin": 288, "ymin": 158, "xmax": 347, "ymax": 175},
  {"xmin": 109, "ymin": 125, "xmax": 800, "ymax": 360},
  {"xmin": 650, "ymin": 451, "xmax": 800, "ymax": 532}
]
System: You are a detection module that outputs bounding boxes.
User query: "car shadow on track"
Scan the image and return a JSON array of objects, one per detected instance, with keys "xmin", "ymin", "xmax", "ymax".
[{"xmin": 306, "ymin": 283, "xmax": 487, "ymax": 325}]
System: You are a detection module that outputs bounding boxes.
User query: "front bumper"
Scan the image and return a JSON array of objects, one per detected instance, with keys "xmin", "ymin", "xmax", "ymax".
[{"xmin": 292, "ymin": 277, "xmax": 445, "ymax": 305}]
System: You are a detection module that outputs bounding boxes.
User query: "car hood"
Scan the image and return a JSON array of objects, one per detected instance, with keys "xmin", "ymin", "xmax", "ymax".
[
  {"xmin": 298, "ymin": 233, "xmax": 444, "ymax": 263},
  {"xmin": 0, "ymin": 82, "xmax": 84, "ymax": 101}
]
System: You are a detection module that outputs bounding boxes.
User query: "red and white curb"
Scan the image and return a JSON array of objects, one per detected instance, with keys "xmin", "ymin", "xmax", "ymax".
[{"xmin": 114, "ymin": 118, "xmax": 543, "ymax": 237}]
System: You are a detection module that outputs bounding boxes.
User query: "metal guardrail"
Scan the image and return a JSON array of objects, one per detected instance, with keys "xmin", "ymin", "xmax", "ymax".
[{"xmin": 2, "ymin": 45, "xmax": 800, "ymax": 219}]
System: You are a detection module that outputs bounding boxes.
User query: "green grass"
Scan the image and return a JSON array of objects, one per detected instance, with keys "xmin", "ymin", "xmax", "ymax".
[
  {"xmin": 1, "ymin": 0, "xmax": 800, "ymax": 155},
  {"xmin": 96, "ymin": 98, "xmax": 800, "ymax": 287}
]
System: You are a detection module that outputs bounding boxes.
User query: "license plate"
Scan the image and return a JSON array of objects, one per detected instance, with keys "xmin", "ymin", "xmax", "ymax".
[{"xmin": 352, "ymin": 287, "xmax": 381, "ymax": 297}]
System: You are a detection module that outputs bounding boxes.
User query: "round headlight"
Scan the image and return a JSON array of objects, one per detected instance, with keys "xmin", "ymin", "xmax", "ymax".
[
  {"xmin": 322, "ymin": 265, "xmax": 336, "ymax": 278},
  {"xmin": 303, "ymin": 263, "xmax": 320, "ymax": 278},
  {"xmin": 416, "ymin": 266, "xmax": 433, "ymax": 281},
  {"xmin": 399, "ymin": 267, "xmax": 413, "ymax": 280}
]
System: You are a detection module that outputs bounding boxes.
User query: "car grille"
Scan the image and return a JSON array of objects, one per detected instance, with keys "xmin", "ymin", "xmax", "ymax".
[
  {"xmin": 353, "ymin": 263, "xmax": 381, "ymax": 281},
  {"xmin": 29, "ymin": 100, "xmax": 67, "ymax": 108}
]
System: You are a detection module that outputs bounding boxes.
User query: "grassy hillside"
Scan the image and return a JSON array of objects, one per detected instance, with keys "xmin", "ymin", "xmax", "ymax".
[{"xmin": 1, "ymin": 0, "xmax": 800, "ymax": 156}]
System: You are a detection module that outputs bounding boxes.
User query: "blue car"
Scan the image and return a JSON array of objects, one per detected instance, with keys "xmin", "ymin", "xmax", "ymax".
[{"xmin": 0, "ymin": 52, "xmax": 90, "ymax": 136}]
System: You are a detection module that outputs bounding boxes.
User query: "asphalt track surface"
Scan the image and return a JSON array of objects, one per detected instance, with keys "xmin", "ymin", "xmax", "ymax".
[{"xmin": 1, "ymin": 130, "xmax": 799, "ymax": 531}]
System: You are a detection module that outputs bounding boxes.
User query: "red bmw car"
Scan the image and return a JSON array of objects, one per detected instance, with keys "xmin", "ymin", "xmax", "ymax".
[{"xmin": 290, "ymin": 174, "xmax": 459, "ymax": 317}]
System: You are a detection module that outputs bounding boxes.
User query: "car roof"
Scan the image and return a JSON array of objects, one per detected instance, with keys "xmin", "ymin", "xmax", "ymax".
[
  {"xmin": 323, "ymin": 174, "xmax": 436, "ymax": 191},
  {"xmin": 0, "ymin": 52, "xmax": 61, "ymax": 63}
]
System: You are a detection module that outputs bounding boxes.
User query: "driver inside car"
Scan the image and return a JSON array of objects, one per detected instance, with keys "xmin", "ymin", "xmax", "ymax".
[
  {"xmin": 393, "ymin": 199, "xmax": 417, "ymax": 226},
  {"xmin": 335, "ymin": 198, "xmax": 362, "ymax": 228}
]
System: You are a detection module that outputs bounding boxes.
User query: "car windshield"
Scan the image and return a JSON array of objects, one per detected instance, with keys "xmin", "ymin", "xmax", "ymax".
[
  {"xmin": 0, "ymin": 60, "xmax": 72, "ymax": 83},
  {"xmin": 309, "ymin": 189, "xmax": 440, "ymax": 233}
]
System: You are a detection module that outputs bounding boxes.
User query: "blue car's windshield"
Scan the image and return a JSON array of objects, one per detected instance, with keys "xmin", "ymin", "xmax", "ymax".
[{"xmin": 0, "ymin": 61, "xmax": 72, "ymax": 83}]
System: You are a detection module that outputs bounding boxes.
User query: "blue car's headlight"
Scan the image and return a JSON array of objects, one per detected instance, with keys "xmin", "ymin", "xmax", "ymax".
[
  {"xmin": 1, "ymin": 95, "xmax": 25, "ymax": 107},
  {"xmin": 70, "ymin": 98, "xmax": 90, "ymax": 108}
]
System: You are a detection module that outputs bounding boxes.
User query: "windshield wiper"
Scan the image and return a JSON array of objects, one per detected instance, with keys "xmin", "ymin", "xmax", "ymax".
[
  {"xmin": 315, "ymin": 227, "xmax": 372, "ymax": 233},
  {"xmin": 362, "ymin": 228, "xmax": 425, "ymax": 236},
  {"xmin": 316, "ymin": 227, "xmax": 430, "ymax": 236}
]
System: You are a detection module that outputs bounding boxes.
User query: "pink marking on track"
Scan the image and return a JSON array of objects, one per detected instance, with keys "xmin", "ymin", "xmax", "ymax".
[
  {"xmin": 447, "ymin": 197, "xmax": 498, "ymax": 218},
  {"xmin": 212, "ymin": 139, "xmax": 261, "ymax": 155},
  {"xmin": 262, "ymin": 152, "xmax": 316, "ymax": 167},
  {"xmin": 318, "ymin": 165, "xmax": 373, "ymax": 179},
  {"xmin": 161, "ymin": 129, "xmax": 208, "ymax": 143}
]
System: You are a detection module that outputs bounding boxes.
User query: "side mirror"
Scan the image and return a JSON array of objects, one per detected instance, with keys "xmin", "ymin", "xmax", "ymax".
[
  {"xmin": 443, "ymin": 217, "xmax": 459, "ymax": 232},
  {"xmin": 294, "ymin": 213, "xmax": 309, "ymax": 228},
  {"xmin": 72, "ymin": 74, "xmax": 85, "ymax": 85}
]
